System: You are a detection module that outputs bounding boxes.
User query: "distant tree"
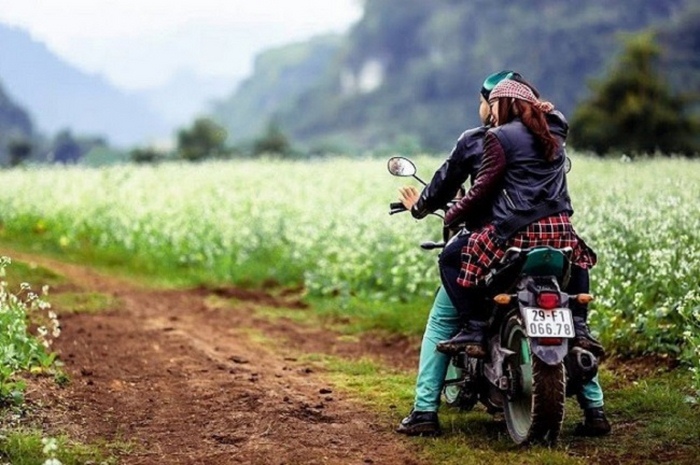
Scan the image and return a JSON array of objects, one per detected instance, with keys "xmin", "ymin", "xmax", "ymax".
[
  {"xmin": 571, "ymin": 32, "xmax": 698, "ymax": 156},
  {"xmin": 130, "ymin": 146, "xmax": 166, "ymax": 164},
  {"xmin": 177, "ymin": 117, "xmax": 229, "ymax": 161},
  {"xmin": 51, "ymin": 130, "xmax": 82, "ymax": 163},
  {"xmin": 7, "ymin": 139, "xmax": 32, "ymax": 167},
  {"xmin": 252, "ymin": 122, "xmax": 292, "ymax": 156}
]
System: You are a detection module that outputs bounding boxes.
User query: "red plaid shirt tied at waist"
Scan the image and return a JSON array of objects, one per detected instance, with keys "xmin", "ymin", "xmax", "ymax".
[{"xmin": 457, "ymin": 212, "xmax": 596, "ymax": 288}]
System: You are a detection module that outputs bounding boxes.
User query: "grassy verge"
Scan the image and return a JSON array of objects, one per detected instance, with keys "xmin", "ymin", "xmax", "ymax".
[
  {"xmin": 0, "ymin": 258, "xmax": 119, "ymax": 464},
  {"xmin": 0, "ymin": 236, "xmax": 204, "ymax": 289},
  {"xmin": 0, "ymin": 431, "xmax": 119, "ymax": 465}
]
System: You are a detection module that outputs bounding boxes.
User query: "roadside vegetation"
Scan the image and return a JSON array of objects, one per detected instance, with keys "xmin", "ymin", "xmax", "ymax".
[{"xmin": 0, "ymin": 259, "xmax": 117, "ymax": 464}]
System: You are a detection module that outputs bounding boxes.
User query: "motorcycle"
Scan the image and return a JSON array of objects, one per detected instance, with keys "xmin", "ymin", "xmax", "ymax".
[{"xmin": 387, "ymin": 156, "xmax": 598, "ymax": 445}]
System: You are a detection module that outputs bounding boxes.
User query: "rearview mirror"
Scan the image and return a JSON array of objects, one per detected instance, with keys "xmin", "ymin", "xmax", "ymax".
[{"xmin": 387, "ymin": 157, "xmax": 417, "ymax": 177}]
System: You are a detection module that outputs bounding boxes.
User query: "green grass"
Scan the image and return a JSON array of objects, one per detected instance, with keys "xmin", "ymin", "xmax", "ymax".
[
  {"xmin": 0, "ymin": 430, "xmax": 122, "ymax": 465},
  {"xmin": 596, "ymin": 372, "xmax": 700, "ymax": 463},
  {"xmin": 0, "ymin": 236, "xmax": 195, "ymax": 289},
  {"xmin": 0, "ymin": 255, "xmax": 116, "ymax": 317},
  {"xmin": 252, "ymin": 304, "xmax": 317, "ymax": 325},
  {"xmin": 308, "ymin": 294, "xmax": 433, "ymax": 336},
  {"xmin": 0, "ymin": 259, "xmax": 67, "ymax": 290},
  {"xmin": 1, "ymin": 233, "xmax": 306, "ymax": 293},
  {"xmin": 50, "ymin": 292, "xmax": 118, "ymax": 314}
]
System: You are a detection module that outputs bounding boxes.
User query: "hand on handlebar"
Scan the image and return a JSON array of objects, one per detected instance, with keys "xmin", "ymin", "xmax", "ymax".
[{"xmin": 398, "ymin": 185, "xmax": 420, "ymax": 210}]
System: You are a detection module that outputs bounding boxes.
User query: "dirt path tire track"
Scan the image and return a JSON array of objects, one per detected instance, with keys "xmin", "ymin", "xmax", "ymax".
[{"xmin": 8, "ymin": 252, "xmax": 425, "ymax": 465}]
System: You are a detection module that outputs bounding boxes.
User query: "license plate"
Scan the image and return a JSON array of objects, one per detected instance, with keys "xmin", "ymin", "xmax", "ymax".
[{"xmin": 523, "ymin": 307, "xmax": 574, "ymax": 338}]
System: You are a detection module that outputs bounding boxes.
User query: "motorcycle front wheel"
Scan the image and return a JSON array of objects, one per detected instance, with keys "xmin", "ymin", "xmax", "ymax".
[{"xmin": 502, "ymin": 314, "xmax": 566, "ymax": 445}]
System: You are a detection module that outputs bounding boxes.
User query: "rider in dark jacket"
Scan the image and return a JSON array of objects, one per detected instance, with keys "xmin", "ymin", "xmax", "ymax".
[
  {"xmin": 436, "ymin": 78, "xmax": 610, "ymax": 436},
  {"xmin": 396, "ymin": 70, "xmax": 516, "ymax": 437}
]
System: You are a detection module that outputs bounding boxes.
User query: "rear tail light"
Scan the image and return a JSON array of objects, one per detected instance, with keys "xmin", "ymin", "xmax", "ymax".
[{"xmin": 536, "ymin": 292, "xmax": 560, "ymax": 309}]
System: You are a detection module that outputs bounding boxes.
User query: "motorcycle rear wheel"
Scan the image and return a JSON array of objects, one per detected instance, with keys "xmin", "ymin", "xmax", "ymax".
[{"xmin": 502, "ymin": 314, "xmax": 566, "ymax": 445}]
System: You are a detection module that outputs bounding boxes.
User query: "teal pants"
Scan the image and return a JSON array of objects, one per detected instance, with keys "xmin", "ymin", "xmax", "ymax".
[{"xmin": 413, "ymin": 286, "xmax": 604, "ymax": 412}]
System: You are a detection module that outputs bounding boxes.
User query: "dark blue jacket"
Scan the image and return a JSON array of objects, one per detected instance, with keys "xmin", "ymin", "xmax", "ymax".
[
  {"xmin": 411, "ymin": 125, "xmax": 490, "ymax": 228},
  {"xmin": 445, "ymin": 111, "xmax": 573, "ymax": 240}
]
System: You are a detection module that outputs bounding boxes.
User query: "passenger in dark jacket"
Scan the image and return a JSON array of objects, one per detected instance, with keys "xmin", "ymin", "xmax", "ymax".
[{"xmin": 436, "ymin": 78, "xmax": 610, "ymax": 436}]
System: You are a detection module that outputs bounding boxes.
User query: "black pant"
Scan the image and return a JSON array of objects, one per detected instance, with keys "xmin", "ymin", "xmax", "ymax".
[
  {"xmin": 438, "ymin": 230, "xmax": 489, "ymax": 322},
  {"xmin": 567, "ymin": 264, "xmax": 590, "ymax": 318}
]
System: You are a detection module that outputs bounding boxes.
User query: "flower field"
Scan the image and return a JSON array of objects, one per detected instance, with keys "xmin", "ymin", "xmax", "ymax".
[{"xmin": 0, "ymin": 156, "xmax": 698, "ymax": 388}]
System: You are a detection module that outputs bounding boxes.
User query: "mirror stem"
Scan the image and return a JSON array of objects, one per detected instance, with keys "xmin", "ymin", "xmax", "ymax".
[{"xmin": 413, "ymin": 174, "xmax": 427, "ymax": 186}]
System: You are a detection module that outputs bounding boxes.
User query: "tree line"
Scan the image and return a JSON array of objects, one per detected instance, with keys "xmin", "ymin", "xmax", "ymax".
[{"xmin": 129, "ymin": 119, "xmax": 295, "ymax": 164}]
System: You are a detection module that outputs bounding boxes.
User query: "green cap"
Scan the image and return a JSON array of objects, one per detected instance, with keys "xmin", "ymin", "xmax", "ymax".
[{"xmin": 480, "ymin": 70, "xmax": 515, "ymax": 100}]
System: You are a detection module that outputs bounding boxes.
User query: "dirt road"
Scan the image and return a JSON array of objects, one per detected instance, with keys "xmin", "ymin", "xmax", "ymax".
[{"xmin": 13, "ymin": 254, "xmax": 425, "ymax": 465}]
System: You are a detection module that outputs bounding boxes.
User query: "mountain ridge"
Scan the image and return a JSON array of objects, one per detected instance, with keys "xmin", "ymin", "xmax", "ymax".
[{"xmin": 0, "ymin": 23, "xmax": 169, "ymax": 147}]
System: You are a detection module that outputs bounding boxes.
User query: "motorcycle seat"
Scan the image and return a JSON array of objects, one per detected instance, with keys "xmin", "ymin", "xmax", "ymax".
[{"xmin": 482, "ymin": 246, "xmax": 573, "ymax": 293}]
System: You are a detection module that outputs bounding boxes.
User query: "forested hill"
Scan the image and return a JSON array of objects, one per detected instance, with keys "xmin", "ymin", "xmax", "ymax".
[
  {"xmin": 212, "ymin": 34, "xmax": 342, "ymax": 144},
  {"xmin": 213, "ymin": 0, "xmax": 696, "ymax": 152},
  {"xmin": 0, "ymin": 80, "xmax": 34, "ymax": 163}
]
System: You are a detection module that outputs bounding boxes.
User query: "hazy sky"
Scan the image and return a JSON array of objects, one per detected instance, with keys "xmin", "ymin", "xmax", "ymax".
[{"xmin": 0, "ymin": 1, "xmax": 363, "ymax": 90}]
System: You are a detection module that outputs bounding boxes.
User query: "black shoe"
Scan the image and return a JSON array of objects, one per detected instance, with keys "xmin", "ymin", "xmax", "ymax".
[
  {"xmin": 436, "ymin": 321, "xmax": 488, "ymax": 357},
  {"xmin": 396, "ymin": 410, "xmax": 441, "ymax": 436},
  {"xmin": 572, "ymin": 317, "xmax": 606, "ymax": 358},
  {"xmin": 574, "ymin": 407, "xmax": 611, "ymax": 437}
]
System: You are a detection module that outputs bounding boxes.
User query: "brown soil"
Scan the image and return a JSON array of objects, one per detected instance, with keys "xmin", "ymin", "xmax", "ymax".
[{"xmin": 11, "ymin": 253, "xmax": 425, "ymax": 465}]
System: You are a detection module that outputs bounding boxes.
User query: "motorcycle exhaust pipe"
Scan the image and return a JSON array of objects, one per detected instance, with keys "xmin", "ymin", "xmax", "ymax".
[{"xmin": 569, "ymin": 346, "xmax": 599, "ymax": 383}]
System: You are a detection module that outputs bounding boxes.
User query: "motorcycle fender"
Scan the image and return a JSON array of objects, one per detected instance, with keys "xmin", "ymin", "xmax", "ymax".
[{"xmin": 530, "ymin": 339, "xmax": 568, "ymax": 366}]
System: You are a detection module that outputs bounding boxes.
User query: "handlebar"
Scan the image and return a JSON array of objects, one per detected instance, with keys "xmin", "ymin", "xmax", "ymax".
[
  {"xmin": 389, "ymin": 202, "xmax": 408, "ymax": 215},
  {"xmin": 420, "ymin": 241, "xmax": 445, "ymax": 250},
  {"xmin": 388, "ymin": 201, "xmax": 458, "ymax": 249}
]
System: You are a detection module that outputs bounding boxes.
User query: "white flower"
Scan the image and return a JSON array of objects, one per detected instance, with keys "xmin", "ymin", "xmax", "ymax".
[{"xmin": 41, "ymin": 437, "xmax": 58, "ymax": 454}]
